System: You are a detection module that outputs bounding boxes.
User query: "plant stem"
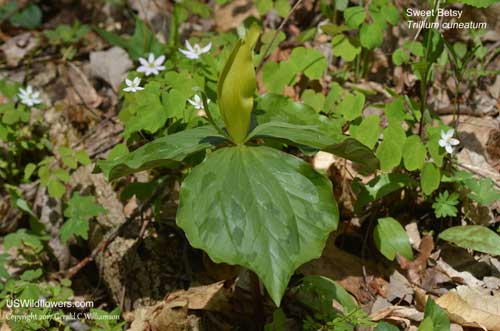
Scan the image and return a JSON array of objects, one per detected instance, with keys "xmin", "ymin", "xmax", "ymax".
[
  {"xmin": 418, "ymin": 0, "xmax": 440, "ymax": 138},
  {"xmin": 256, "ymin": 0, "xmax": 303, "ymax": 73}
]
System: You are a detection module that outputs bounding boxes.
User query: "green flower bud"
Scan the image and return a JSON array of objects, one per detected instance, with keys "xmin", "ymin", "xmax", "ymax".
[{"xmin": 217, "ymin": 25, "xmax": 260, "ymax": 144}]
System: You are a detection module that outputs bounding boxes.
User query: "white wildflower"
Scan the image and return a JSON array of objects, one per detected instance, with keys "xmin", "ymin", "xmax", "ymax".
[
  {"xmin": 137, "ymin": 53, "xmax": 166, "ymax": 76},
  {"xmin": 188, "ymin": 94, "xmax": 210, "ymax": 116},
  {"xmin": 123, "ymin": 77, "xmax": 144, "ymax": 93},
  {"xmin": 18, "ymin": 86, "xmax": 42, "ymax": 107},
  {"xmin": 438, "ymin": 129, "xmax": 460, "ymax": 154},
  {"xmin": 179, "ymin": 40, "xmax": 212, "ymax": 60}
]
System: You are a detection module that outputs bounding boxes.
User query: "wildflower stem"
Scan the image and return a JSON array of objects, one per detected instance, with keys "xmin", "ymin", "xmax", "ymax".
[{"xmin": 256, "ymin": 0, "xmax": 303, "ymax": 73}]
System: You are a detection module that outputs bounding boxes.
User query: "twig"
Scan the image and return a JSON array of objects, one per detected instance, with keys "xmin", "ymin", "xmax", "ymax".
[
  {"xmin": 256, "ymin": 0, "xmax": 303, "ymax": 73},
  {"xmin": 65, "ymin": 185, "xmax": 166, "ymax": 279}
]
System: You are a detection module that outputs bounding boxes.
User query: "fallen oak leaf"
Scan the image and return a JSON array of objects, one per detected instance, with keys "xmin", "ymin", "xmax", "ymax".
[
  {"xmin": 436, "ymin": 285, "xmax": 500, "ymax": 331},
  {"xmin": 165, "ymin": 281, "xmax": 232, "ymax": 313}
]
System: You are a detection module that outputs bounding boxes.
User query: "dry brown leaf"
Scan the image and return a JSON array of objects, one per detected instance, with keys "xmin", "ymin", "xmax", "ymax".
[
  {"xmin": 436, "ymin": 286, "xmax": 500, "ymax": 331},
  {"xmin": 370, "ymin": 305, "xmax": 424, "ymax": 322},
  {"xmin": 387, "ymin": 270, "xmax": 413, "ymax": 304},
  {"xmin": 214, "ymin": 0, "xmax": 258, "ymax": 32},
  {"xmin": 0, "ymin": 32, "xmax": 39, "ymax": 66},
  {"xmin": 165, "ymin": 281, "xmax": 231, "ymax": 313},
  {"xmin": 436, "ymin": 258, "xmax": 483, "ymax": 287},
  {"xmin": 398, "ymin": 235, "xmax": 434, "ymax": 285},
  {"xmin": 66, "ymin": 62, "xmax": 102, "ymax": 108},
  {"xmin": 89, "ymin": 47, "xmax": 133, "ymax": 92}
]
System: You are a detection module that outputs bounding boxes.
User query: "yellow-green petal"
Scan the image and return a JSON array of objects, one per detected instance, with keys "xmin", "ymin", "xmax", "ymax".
[{"xmin": 218, "ymin": 24, "xmax": 260, "ymax": 144}]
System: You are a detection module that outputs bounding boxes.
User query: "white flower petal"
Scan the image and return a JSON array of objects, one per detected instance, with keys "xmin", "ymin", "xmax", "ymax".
[
  {"xmin": 123, "ymin": 87, "xmax": 134, "ymax": 92},
  {"xmin": 138, "ymin": 57, "xmax": 149, "ymax": 66},
  {"xmin": 135, "ymin": 86, "xmax": 144, "ymax": 91},
  {"xmin": 179, "ymin": 49, "xmax": 195, "ymax": 59},
  {"xmin": 200, "ymin": 42, "xmax": 212, "ymax": 53},
  {"xmin": 438, "ymin": 139, "xmax": 446, "ymax": 147},
  {"xmin": 137, "ymin": 66, "xmax": 147, "ymax": 73},
  {"xmin": 185, "ymin": 40, "xmax": 194, "ymax": 52},
  {"xmin": 125, "ymin": 78, "xmax": 132, "ymax": 86},
  {"xmin": 155, "ymin": 55, "xmax": 165, "ymax": 66},
  {"xmin": 133, "ymin": 77, "xmax": 141, "ymax": 85},
  {"xmin": 449, "ymin": 138, "xmax": 460, "ymax": 146},
  {"xmin": 445, "ymin": 144, "xmax": 453, "ymax": 154},
  {"xmin": 148, "ymin": 53, "xmax": 155, "ymax": 63}
]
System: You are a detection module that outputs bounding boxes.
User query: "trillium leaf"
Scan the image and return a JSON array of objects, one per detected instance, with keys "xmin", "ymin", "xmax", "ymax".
[
  {"xmin": 247, "ymin": 122, "xmax": 379, "ymax": 172},
  {"xmin": 98, "ymin": 126, "xmax": 225, "ymax": 180},
  {"xmin": 176, "ymin": 146, "xmax": 339, "ymax": 306},
  {"xmin": 439, "ymin": 225, "xmax": 500, "ymax": 256},
  {"xmin": 255, "ymin": 94, "xmax": 342, "ymax": 138}
]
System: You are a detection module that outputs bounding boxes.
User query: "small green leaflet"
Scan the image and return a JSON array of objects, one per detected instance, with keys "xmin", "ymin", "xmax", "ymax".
[
  {"xmin": 376, "ymin": 123, "xmax": 406, "ymax": 171},
  {"xmin": 350, "ymin": 115, "xmax": 381, "ymax": 149},
  {"xmin": 432, "ymin": 191, "xmax": 459, "ymax": 218},
  {"xmin": 262, "ymin": 47, "xmax": 327, "ymax": 93},
  {"xmin": 402, "ymin": 135, "xmax": 426, "ymax": 171},
  {"xmin": 419, "ymin": 298, "xmax": 450, "ymax": 331},
  {"xmin": 374, "ymin": 217, "xmax": 413, "ymax": 261},
  {"xmin": 4, "ymin": 229, "xmax": 45, "ymax": 252},
  {"xmin": 94, "ymin": 17, "xmax": 166, "ymax": 60},
  {"xmin": 352, "ymin": 173, "xmax": 415, "ymax": 210},
  {"xmin": 61, "ymin": 193, "xmax": 105, "ymax": 243},
  {"xmin": 332, "ymin": 35, "xmax": 361, "ymax": 62},
  {"xmin": 420, "ymin": 163, "xmax": 440, "ymax": 195},
  {"xmin": 344, "ymin": 6, "xmax": 365, "ymax": 28},
  {"xmin": 464, "ymin": 178, "xmax": 500, "ymax": 206}
]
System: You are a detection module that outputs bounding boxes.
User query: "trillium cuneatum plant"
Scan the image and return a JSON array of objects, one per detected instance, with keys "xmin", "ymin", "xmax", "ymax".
[{"xmin": 98, "ymin": 25, "xmax": 378, "ymax": 306}]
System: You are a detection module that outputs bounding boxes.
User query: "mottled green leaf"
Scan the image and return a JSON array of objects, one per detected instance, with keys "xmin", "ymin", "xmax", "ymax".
[
  {"xmin": 177, "ymin": 146, "xmax": 339, "ymax": 306},
  {"xmin": 98, "ymin": 126, "xmax": 225, "ymax": 180},
  {"xmin": 247, "ymin": 122, "xmax": 379, "ymax": 172},
  {"xmin": 439, "ymin": 225, "xmax": 500, "ymax": 256}
]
